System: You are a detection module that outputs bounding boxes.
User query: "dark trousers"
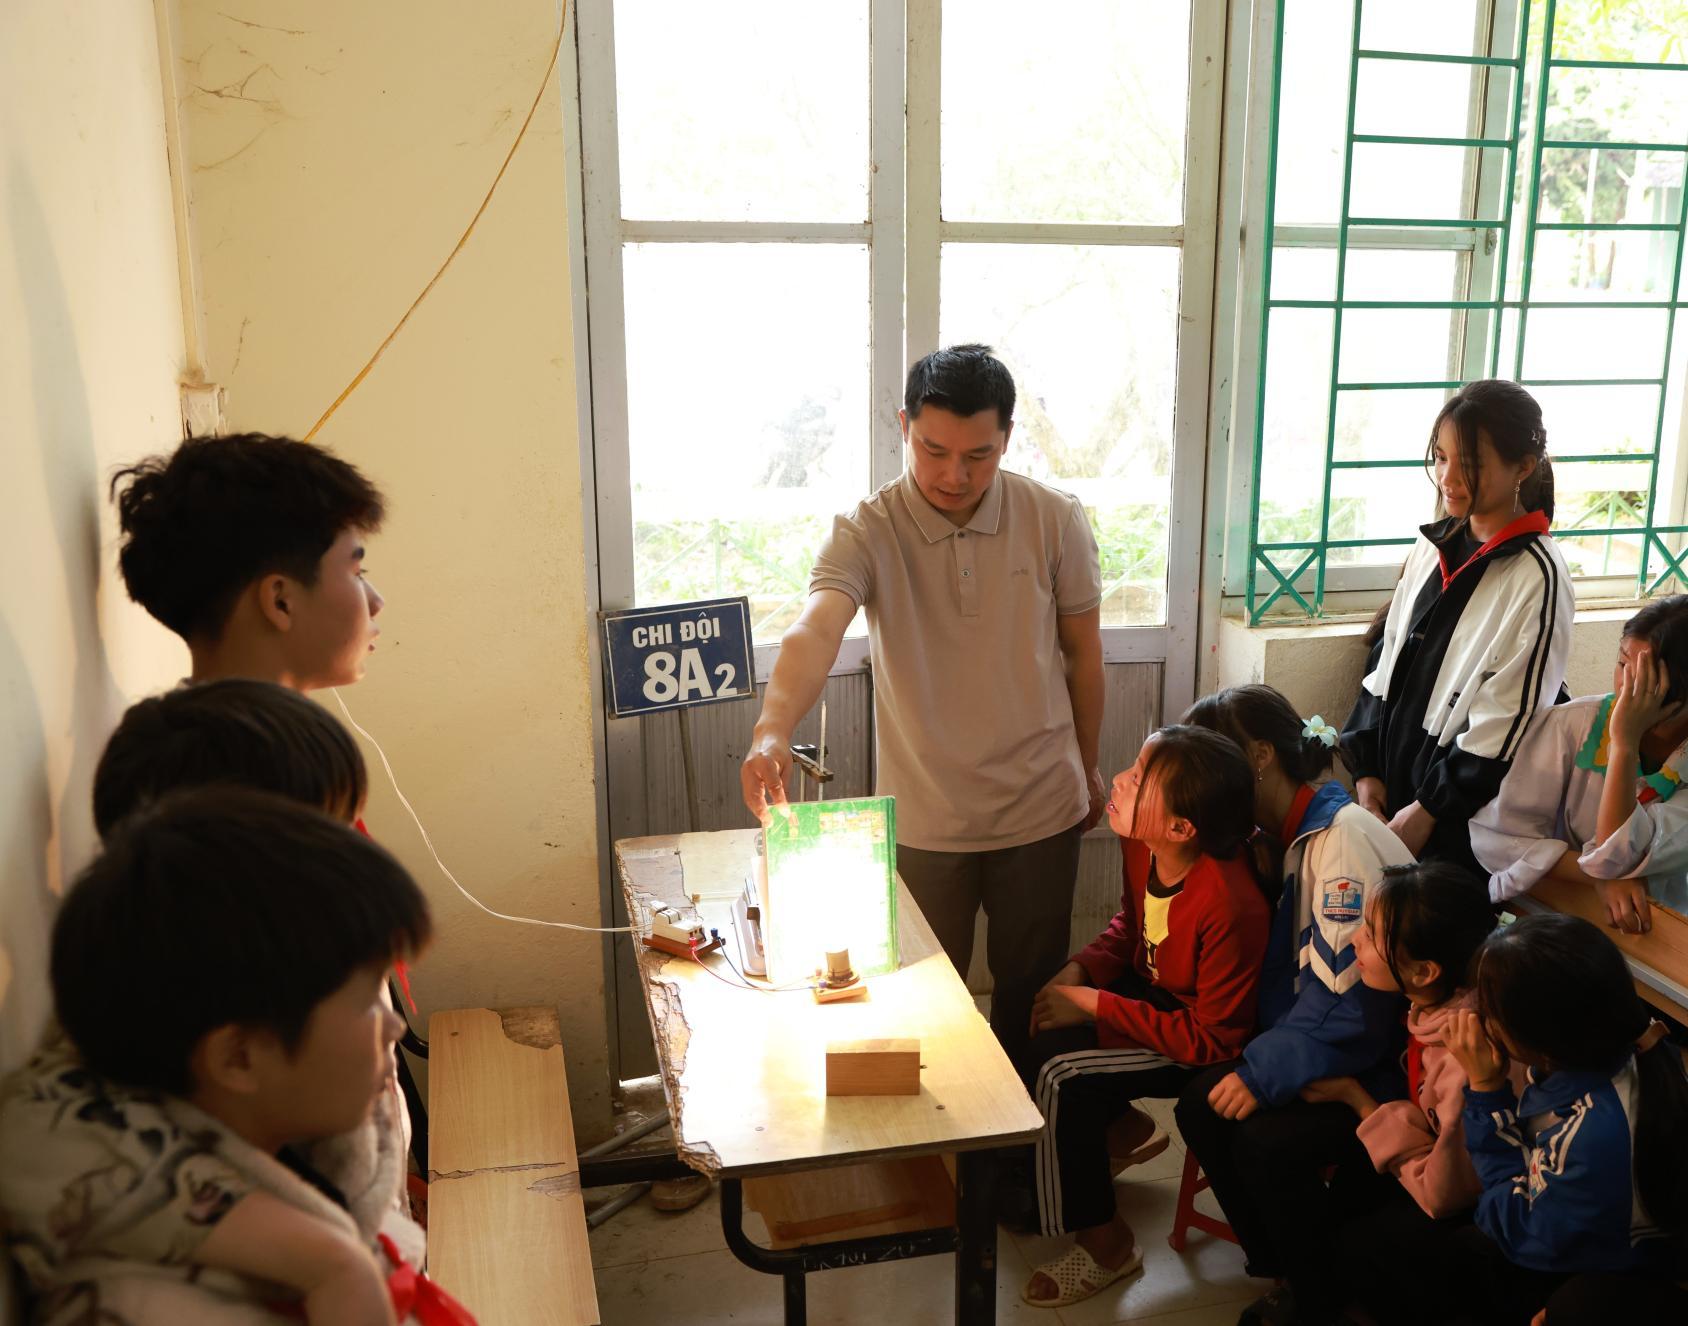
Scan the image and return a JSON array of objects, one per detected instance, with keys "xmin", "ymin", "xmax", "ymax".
[
  {"xmin": 1336, "ymin": 1180, "xmax": 1483, "ymax": 1325},
  {"xmin": 1174, "ymin": 1062, "xmax": 1390, "ymax": 1321},
  {"xmin": 896, "ymin": 819, "xmax": 1082, "ymax": 1072},
  {"xmin": 1026, "ymin": 972, "xmax": 1197, "ymax": 1236}
]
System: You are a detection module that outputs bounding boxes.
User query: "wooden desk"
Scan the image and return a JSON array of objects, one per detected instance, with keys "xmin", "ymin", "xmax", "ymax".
[
  {"xmin": 614, "ymin": 828, "xmax": 1045, "ymax": 1325},
  {"xmin": 1508, "ymin": 878, "xmax": 1688, "ymax": 1024}
]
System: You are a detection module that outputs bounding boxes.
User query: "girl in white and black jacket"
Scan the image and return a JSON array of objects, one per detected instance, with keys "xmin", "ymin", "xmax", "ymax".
[{"xmin": 1342, "ymin": 379, "xmax": 1573, "ymax": 873}]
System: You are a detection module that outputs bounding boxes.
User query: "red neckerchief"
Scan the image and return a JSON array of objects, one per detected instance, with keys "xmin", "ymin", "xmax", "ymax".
[
  {"xmin": 356, "ymin": 817, "xmax": 418, "ymax": 1015},
  {"xmin": 273, "ymin": 1235, "xmax": 478, "ymax": 1324},
  {"xmin": 1406, "ymin": 1022, "xmax": 1427, "ymax": 1106},
  {"xmin": 379, "ymin": 1232, "xmax": 479, "ymax": 1325},
  {"xmin": 1438, "ymin": 509, "xmax": 1550, "ymax": 590},
  {"xmin": 1281, "ymin": 784, "xmax": 1317, "ymax": 848}
]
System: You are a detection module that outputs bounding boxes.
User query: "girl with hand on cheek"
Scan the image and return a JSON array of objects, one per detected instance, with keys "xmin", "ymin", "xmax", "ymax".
[{"xmin": 1473, "ymin": 595, "xmax": 1688, "ymax": 935}]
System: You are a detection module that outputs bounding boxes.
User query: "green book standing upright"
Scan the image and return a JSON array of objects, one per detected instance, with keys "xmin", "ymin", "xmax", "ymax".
[{"xmin": 761, "ymin": 795, "xmax": 899, "ymax": 987}]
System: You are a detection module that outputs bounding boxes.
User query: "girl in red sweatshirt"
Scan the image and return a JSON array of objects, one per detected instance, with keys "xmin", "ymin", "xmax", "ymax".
[{"xmin": 1021, "ymin": 725, "xmax": 1272, "ymax": 1309}]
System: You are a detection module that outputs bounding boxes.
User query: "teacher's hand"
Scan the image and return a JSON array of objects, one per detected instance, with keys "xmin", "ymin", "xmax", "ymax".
[{"xmin": 739, "ymin": 731, "xmax": 792, "ymax": 823}]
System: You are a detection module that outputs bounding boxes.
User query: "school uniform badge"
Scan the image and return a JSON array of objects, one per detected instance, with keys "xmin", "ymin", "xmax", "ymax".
[{"xmin": 1321, "ymin": 879, "xmax": 1363, "ymax": 922}]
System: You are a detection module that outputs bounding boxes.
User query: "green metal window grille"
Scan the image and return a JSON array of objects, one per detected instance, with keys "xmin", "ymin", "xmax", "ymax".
[{"xmin": 1247, "ymin": 0, "xmax": 1688, "ymax": 623}]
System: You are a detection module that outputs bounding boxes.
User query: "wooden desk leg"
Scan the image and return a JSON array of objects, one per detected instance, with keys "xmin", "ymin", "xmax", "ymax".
[{"xmin": 954, "ymin": 1150, "xmax": 1000, "ymax": 1326}]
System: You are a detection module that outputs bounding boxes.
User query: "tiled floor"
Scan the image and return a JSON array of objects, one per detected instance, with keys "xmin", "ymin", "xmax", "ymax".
[{"xmin": 585, "ymin": 1097, "xmax": 1263, "ymax": 1326}]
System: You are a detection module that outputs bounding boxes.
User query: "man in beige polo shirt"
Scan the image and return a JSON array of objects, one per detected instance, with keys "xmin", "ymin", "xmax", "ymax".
[{"xmin": 740, "ymin": 344, "xmax": 1105, "ymax": 1070}]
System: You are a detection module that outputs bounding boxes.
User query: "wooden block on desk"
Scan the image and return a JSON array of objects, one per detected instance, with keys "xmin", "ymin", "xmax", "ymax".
[{"xmin": 826, "ymin": 1038, "xmax": 920, "ymax": 1096}]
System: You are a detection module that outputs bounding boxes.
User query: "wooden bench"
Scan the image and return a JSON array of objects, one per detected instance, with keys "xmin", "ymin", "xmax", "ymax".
[{"xmin": 427, "ymin": 1007, "xmax": 599, "ymax": 1325}]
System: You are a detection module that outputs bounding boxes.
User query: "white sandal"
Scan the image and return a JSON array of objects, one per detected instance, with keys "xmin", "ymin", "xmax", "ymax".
[{"xmin": 1022, "ymin": 1241, "xmax": 1144, "ymax": 1308}]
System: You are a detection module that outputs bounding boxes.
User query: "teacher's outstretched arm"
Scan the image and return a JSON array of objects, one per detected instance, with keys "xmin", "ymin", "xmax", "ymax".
[{"xmin": 740, "ymin": 588, "xmax": 857, "ymax": 820}]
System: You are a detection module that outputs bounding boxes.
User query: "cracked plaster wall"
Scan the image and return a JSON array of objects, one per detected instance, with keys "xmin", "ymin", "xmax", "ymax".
[{"xmin": 171, "ymin": 0, "xmax": 612, "ymax": 1138}]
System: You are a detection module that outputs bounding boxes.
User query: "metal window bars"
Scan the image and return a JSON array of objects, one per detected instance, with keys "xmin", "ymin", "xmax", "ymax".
[{"xmin": 1247, "ymin": 0, "xmax": 1688, "ymax": 623}]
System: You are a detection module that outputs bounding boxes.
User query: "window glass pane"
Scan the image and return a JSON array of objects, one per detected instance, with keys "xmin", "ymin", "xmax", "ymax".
[
  {"xmin": 1354, "ymin": 60, "xmax": 1505, "ymax": 142},
  {"xmin": 1527, "ymin": 227, "xmax": 1682, "ymax": 302},
  {"xmin": 1272, "ymin": 1, "xmax": 1352, "ymax": 225},
  {"xmin": 1531, "ymin": 383, "xmax": 1665, "ymax": 456},
  {"xmin": 1520, "ymin": 307, "xmax": 1671, "ymax": 380},
  {"xmin": 1527, "ymin": 147, "xmax": 1685, "ymax": 232},
  {"xmin": 1327, "ymin": 465, "xmax": 1433, "ymax": 567},
  {"xmin": 1333, "ymin": 387, "xmax": 1448, "ymax": 464},
  {"xmin": 1546, "ymin": 0, "xmax": 1688, "ymax": 64},
  {"xmin": 939, "ymin": 244, "xmax": 1180, "ymax": 627},
  {"xmin": 1350, "ymin": 144, "xmax": 1506, "ymax": 222},
  {"xmin": 941, "ymin": 0, "xmax": 1189, "ymax": 226},
  {"xmin": 1338, "ymin": 308, "xmax": 1466, "ymax": 383},
  {"xmin": 622, "ymin": 244, "xmax": 869, "ymax": 642},
  {"xmin": 1358, "ymin": 0, "xmax": 1483, "ymax": 59},
  {"xmin": 1556, "ymin": 530, "xmax": 1645, "ymax": 580},
  {"xmin": 1542, "ymin": 66, "xmax": 1688, "ymax": 149},
  {"xmin": 1257, "ymin": 307, "xmax": 1332, "ymax": 548},
  {"xmin": 614, "ymin": 1, "xmax": 869, "ymax": 222},
  {"xmin": 1272, "ymin": 245, "xmax": 1473, "ymax": 304}
]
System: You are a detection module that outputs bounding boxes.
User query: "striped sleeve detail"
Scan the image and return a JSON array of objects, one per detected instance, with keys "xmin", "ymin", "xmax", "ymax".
[{"xmin": 1499, "ymin": 539, "xmax": 1561, "ymax": 761}]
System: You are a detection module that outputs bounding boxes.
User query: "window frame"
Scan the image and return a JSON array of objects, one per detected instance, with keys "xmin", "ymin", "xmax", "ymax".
[
  {"xmin": 579, "ymin": 0, "xmax": 1229, "ymax": 705},
  {"xmin": 1218, "ymin": 0, "xmax": 1688, "ymax": 624},
  {"xmin": 906, "ymin": 0, "xmax": 1226, "ymax": 701}
]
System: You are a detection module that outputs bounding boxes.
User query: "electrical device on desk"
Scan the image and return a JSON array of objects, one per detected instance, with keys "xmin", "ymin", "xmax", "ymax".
[
  {"xmin": 732, "ymin": 730, "xmax": 835, "ymax": 975},
  {"xmin": 642, "ymin": 902, "xmax": 723, "ymax": 959},
  {"xmin": 737, "ymin": 794, "xmax": 898, "ymax": 993}
]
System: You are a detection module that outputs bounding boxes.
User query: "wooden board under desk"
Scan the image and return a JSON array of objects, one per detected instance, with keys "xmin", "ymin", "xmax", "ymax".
[
  {"xmin": 615, "ymin": 828, "xmax": 1046, "ymax": 1180},
  {"xmin": 1512, "ymin": 877, "xmax": 1688, "ymax": 1024}
]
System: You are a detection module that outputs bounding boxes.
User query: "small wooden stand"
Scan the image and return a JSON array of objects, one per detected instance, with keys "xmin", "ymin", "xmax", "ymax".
[{"xmin": 825, "ymin": 1038, "xmax": 921, "ymax": 1096}]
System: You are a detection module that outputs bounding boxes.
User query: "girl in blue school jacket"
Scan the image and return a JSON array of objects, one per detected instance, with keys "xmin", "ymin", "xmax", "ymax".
[
  {"xmin": 1174, "ymin": 685, "xmax": 1413, "ymax": 1326},
  {"xmin": 1443, "ymin": 912, "xmax": 1688, "ymax": 1324}
]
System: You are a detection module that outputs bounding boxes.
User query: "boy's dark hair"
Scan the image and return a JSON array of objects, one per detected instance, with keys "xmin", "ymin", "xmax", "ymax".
[
  {"xmin": 1476, "ymin": 913, "xmax": 1688, "ymax": 1243},
  {"xmin": 1182, "ymin": 684, "xmax": 1335, "ymax": 785},
  {"xmin": 1622, "ymin": 595, "xmax": 1688, "ymax": 708},
  {"xmin": 1136, "ymin": 724, "xmax": 1280, "ymax": 903},
  {"xmin": 53, "ymin": 787, "xmax": 431, "ymax": 1097},
  {"xmin": 93, "ymin": 680, "xmax": 367, "ymax": 839},
  {"xmin": 903, "ymin": 344, "xmax": 1016, "ymax": 429},
  {"xmin": 1371, "ymin": 862, "xmax": 1497, "ymax": 1005},
  {"xmin": 1424, "ymin": 379, "xmax": 1554, "ymax": 523},
  {"xmin": 111, "ymin": 433, "xmax": 386, "ymax": 642}
]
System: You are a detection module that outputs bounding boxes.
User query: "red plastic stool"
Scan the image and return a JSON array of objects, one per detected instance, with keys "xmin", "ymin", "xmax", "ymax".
[{"xmin": 1167, "ymin": 1149, "xmax": 1238, "ymax": 1251}]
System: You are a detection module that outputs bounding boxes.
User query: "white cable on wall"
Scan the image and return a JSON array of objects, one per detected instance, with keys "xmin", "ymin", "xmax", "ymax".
[{"xmin": 333, "ymin": 689, "xmax": 637, "ymax": 934}]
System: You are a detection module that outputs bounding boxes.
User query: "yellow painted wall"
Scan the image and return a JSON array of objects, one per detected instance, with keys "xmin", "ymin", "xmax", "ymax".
[
  {"xmin": 171, "ymin": 1, "xmax": 611, "ymax": 1132},
  {"xmin": 0, "ymin": 1, "xmax": 191, "ymax": 1077}
]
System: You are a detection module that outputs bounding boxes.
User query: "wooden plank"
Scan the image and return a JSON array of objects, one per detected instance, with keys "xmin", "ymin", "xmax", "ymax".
[
  {"xmin": 614, "ymin": 828, "xmax": 1045, "ymax": 1179},
  {"xmin": 826, "ymin": 1039, "xmax": 922, "ymax": 1096},
  {"xmin": 428, "ymin": 1008, "xmax": 578, "ymax": 1175},
  {"xmin": 428, "ymin": 1166, "xmax": 598, "ymax": 1326},
  {"xmin": 427, "ymin": 1006, "xmax": 597, "ymax": 1325},
  {"xmin": 744, "ymin": 1155, "xmax": 956, "ymax": 1249},
  {"xmin": 1510, "ymin": 878, "xmax": 1688, "ymax": 1024}
]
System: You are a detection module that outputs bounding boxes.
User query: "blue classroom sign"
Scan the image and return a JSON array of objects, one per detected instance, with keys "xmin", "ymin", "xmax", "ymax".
[{"xmin": 601, "ymin": 597, "xmax": 756, "ymax": 718}]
